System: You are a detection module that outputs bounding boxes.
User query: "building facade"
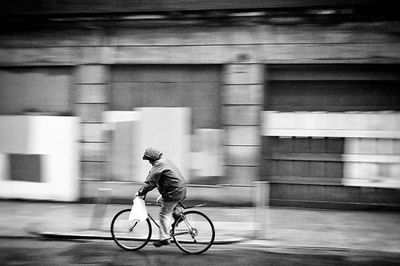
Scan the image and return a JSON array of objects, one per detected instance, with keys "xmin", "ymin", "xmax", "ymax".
[{"xmin": 0, "ymin": 0, "xmax": 399, "ymax": 208}]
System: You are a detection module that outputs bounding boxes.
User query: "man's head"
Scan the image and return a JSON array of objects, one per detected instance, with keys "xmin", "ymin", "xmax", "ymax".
[{"xmin": 142, "ymin": 147, "xmax": 163, "ymax": 165}]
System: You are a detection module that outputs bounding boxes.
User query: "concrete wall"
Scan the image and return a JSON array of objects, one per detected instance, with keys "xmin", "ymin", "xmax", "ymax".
[
  {"xmin": 1, "ymin": 24, "xmax": 399, "ymax": 66},
  {"xmin": 0, "ymin": 20, "xmax": 399, "ymax": 204}
]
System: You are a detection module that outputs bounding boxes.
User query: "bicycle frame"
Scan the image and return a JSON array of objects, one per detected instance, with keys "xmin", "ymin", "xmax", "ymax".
[
  {"xmin": 146, "ymin": 210, "xmax": 195, "ymax": 238},
  {"xmin": 127, "ymin": 200, "xmax": 205, "ymax": 238},
  {"xmin": 111, "ymin": 201, "xmax": 215, "ymax": 254},
  {"xmin": 147, "ymin": 213, "xmax": 160, "ymax": 228}
]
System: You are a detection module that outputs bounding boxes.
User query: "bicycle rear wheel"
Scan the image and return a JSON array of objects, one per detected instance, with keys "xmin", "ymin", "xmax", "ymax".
[
  {"xmin": 111, "ymin": 209, "xmax": 151, "ymax": 251},
  {"xmin": 172, "ymin": 210, "xmax": 215, "ymax": 254}
]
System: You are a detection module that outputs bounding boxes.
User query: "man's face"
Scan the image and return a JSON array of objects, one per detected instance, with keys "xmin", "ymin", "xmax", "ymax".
[{"xmin": 149, "ymin": 160, "xmax": 155, "ymax": 166}]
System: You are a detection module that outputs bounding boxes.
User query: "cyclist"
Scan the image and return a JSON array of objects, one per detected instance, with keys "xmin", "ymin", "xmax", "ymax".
[{"xmin": 135, "ymin": 147, "xmax": 187, "ymax": 247}]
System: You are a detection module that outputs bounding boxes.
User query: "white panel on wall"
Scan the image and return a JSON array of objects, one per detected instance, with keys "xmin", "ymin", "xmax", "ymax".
[
  {"xmin": 343, "ymin": 138, "xmax": 400, "ymax": 188},
  {"xmin": 102, "ymin": 111, "xmax": 142, "ymax": 130},
  {"xmin": 343, "ymin": 166, "xmax": 400, "ymax": 188},
  {"xmin": 262, "ymin": 111, "xmax": 400, "ymax": 138},
  {"xmin": 191, "ymin": 129, "xmax": 224, "ymax": 178},
  {"xmin": 357, "ymin": 138, "xmax": 377, "ymax": 154},
  {"xmin": 377, "ymin": 139, "xmax": 394, "ymax": 154},
  {"xmin": 391, "ymin": 164, "xmax": 400, "ymax": 179},
  {"xmin": 299, "ymin": 111, "xmax": 328, "ymax": 130},
  {"xmin": 31, "ymin": 116, "xmax": 80, "ymax": 200},
  {"xmin": 102, "ymin": 111, "xmax": 142, "ymax": 181},
  {"xmin": 0, "ymin": 153, "xmax": 9, "ymax": 181},
  {"xmin": 135, "ymin": 107, "xmax": 191, "ymax": 182},
  {"xmin": 0, "ymin": 116, "xmax": 80, "ymax": 201},
  {"xmin": 110, "ymin": 121, "xmax": 134, "ymax": 181}
]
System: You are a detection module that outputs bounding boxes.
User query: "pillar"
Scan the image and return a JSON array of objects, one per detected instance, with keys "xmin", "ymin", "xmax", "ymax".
[
  {"xmin": 75, "ymin": 65, "xmax": 110, "ymax": 181},
  {"xmin": 222, "ymin": 63, "xmax": 264, "ymax": 184}
]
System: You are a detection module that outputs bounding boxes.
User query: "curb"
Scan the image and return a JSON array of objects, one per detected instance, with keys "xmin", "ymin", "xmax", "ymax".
[
  {"xmin": 34, "ymin": 231, "xmax": 246, "ymax": 245},
  {"xmin": 237, "ymin": 241, "xmax": 400, "ymax": 258}
]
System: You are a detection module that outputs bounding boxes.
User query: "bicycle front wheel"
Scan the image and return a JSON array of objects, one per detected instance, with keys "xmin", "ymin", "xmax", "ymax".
[
  {"xmin": 111, "ymin": 209, "xmax": 152, "ymax": 251},
  {"xmin": 172, "ymin": 210, "xmax": 215, "ymax": 254}
]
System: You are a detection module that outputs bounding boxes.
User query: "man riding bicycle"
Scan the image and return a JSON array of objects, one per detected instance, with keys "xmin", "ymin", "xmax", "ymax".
[{"xmin": 135, "ymin": 147, "xmax": 187, "ymax": 247}]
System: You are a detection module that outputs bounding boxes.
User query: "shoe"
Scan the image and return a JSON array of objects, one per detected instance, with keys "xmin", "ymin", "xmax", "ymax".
[{"xmin": 153, "ymin": 239, "xmax": 170, "ymax": 247}]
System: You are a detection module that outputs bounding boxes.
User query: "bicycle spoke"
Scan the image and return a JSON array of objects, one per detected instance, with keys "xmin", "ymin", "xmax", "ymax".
[
  {"xmin": 111, "ymin": 209, "xmax": 152, "ymax": 251},
  {"xmin": 172, "ymin": 210, "xmax": 215, "ymax": 254},
  {"xmin": 129, "ymin": 221, "xmax": 138, "ymax": 232}
]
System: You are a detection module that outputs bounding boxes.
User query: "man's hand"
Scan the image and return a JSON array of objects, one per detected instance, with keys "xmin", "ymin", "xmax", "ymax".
[{"xmin": 134, "ymin": 192, "xmax": 145, "ymax": 200}]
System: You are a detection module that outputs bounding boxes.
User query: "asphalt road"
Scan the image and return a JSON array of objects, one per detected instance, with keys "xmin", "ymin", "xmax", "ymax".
[{"xmin": 0, "ymin": 238, "xmax": 399, "ymax": 266}]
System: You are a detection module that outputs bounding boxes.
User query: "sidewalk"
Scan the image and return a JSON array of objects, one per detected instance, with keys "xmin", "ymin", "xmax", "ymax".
[{"xmin": 0, "ymin": 200, "xmax": 399, "ymax": 255}]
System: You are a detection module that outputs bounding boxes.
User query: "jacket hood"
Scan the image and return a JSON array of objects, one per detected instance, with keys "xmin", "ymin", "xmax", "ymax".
[{"xmin": 143, "ymin": 147, "xmax": 163, "ymax": 161}]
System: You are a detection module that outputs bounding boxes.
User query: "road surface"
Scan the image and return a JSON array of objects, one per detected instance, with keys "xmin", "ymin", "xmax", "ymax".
[{"xmin": 0, "ymin": 238, "xmax": 399, "ymax": 265}]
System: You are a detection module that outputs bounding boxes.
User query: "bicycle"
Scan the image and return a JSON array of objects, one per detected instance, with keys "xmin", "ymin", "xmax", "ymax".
[{"xmin": 110, "ymin": 200, "xmax": 215, "ymax": 254}]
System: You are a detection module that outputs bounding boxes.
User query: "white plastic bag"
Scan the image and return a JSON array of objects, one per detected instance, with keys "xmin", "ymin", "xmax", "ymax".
[{"xmin": 128, "ymin": 197, "xmax": 148, "ymax": 227}]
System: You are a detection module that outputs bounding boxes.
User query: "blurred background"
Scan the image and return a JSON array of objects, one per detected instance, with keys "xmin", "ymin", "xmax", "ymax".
[{"xmin": 0, "ymin": 0, "xmax": 399, "ymax": 210}]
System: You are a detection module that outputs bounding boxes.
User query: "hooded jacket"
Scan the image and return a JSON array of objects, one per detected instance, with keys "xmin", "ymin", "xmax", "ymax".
[{"xmin": 138, "ymin": 148, "xmax": 187, "ymax": 202}]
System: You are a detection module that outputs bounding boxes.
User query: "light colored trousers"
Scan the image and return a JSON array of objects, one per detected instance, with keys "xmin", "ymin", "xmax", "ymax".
[{"xmin": 157, "ymin": 195, "xmax": 179, "ymax": 240}]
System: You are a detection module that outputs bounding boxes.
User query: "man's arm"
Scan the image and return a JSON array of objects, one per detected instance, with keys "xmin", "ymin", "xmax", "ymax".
[{"xmin": 137, "ymin": 165, "xmax": 161, "ymax": 198}]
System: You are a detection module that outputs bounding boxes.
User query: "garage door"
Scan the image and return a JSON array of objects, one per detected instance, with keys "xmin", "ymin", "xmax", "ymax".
[
  {"xmin": 111, "ymin": 65, "xmax": 221, "ymax": 130},
  {"xmin": 0, "ymin": 67, "xmax": 72, "ymax": 115},
  {"xmin": 262, "ymin": 64, "xmax": 400, "ymax": 184},
  {"xmin": 265, "ymin": 64, "xmax": 400, "ymax": 112},
  {"xmin": 109, "ymin": 65, "xmax": 222, "ymax": 181}
]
